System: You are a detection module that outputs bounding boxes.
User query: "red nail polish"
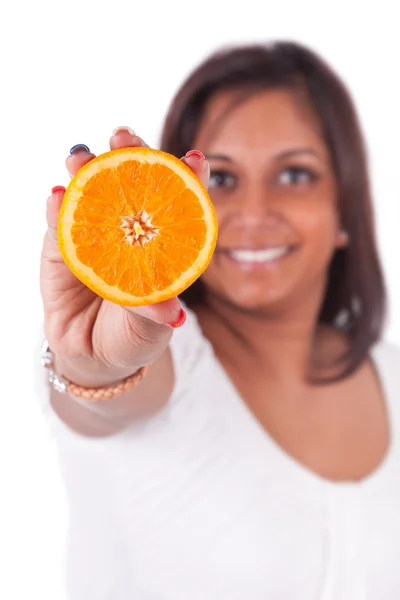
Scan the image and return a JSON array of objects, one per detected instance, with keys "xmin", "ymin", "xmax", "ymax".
[
  {"xmin": 166, "ymin": 309, "xmax": 187, "ymax": 328},
  {"xmin": 51, "ymin": 186, "xmax": 66, "ymax": 194},
  {"xmin": 185, "ymin": 150, "xmax": 205, "ymax": 160}
]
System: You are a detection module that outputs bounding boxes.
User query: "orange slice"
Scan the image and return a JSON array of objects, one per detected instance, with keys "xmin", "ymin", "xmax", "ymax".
[{"xmin": 58, "ymin": 147, "xmax": 218, "ymax": 306}]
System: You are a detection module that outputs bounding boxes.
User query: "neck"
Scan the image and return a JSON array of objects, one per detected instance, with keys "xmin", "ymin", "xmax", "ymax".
[{"xmin": 202, "ymin": 289, "xmax": 326, "ymax": 381}]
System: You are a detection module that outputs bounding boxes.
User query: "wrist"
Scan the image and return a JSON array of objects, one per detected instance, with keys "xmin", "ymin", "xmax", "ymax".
[
  {"xmin": 54, "ymin": 355, "xmax": 143, "ymax": 389},
  {"xmin": 41, "ymin": 341, "xmax": 148, "ymax": 401}
]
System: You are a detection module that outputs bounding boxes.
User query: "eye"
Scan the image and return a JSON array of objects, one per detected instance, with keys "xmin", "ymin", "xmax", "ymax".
[
  {"xmin": 208, "ymin": 170, "xmax": 236, "ymax": 189},
  {"xmin": 278, "ymin": 166, "xmax": 319, "ymax": 185}
]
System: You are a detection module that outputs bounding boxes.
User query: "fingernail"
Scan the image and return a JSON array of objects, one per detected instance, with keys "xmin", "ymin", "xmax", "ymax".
[
  {"xmin": 69, "ymin": 144, "xmax": 90, "ymax": 156},
  {"xmin": 51, "ymin": 185, "xmax": 66, "ymax": 194},
  {"xmin": 166, "ymin": 309, "xmax": 187, "ymax": 329},
  {"xmin": 112, "ymin": 126, "xmax": 137, "ymax": 136},
  {"xmin": 185, "ymin": 150, "xmax": 205, "ymax": 160}
]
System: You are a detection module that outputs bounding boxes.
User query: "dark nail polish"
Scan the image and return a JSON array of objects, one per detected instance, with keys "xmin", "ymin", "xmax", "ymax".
[{"xmin": 69, "ymin": 144, "xmax": 90, "ymax": 156}]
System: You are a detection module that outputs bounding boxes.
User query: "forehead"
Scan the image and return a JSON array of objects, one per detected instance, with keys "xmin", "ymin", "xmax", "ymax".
[{"xmin": 195, "ymin": 88, "xmax": 327, "ymax": 158}]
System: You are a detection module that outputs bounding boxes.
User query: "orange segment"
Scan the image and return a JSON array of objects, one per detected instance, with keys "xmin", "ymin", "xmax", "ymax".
[{"xmin": 58, "ymin": 147, "xmax": 218, "ymax": 305}]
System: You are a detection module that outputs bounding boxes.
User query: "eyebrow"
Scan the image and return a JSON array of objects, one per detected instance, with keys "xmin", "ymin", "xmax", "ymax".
[
  {"xmin": 204, "ymin": 153, "xmax": 232, "ymax": 162},
  {"xmin": 277, "ymin": 148, "xmax": 318, "ymax": 160},
  {"xmin": 204, "ymin": 148, "xmax": 318, "ymax": 162}
]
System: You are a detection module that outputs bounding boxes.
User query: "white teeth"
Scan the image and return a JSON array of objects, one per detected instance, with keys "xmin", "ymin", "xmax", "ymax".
[{"xmin": 229, "ymin": 247, "xmax": 290, "ymax": 263}]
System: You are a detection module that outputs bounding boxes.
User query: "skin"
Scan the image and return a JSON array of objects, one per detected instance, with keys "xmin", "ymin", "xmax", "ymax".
[{"xmin": 41, "ymin": 91, "xmax": 389, "ymax": 481}]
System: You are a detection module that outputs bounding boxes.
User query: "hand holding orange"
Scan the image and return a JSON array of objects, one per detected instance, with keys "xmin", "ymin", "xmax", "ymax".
[{"xmin": 58, "ymin": 146, "xmax": 218, "ymax": 306}]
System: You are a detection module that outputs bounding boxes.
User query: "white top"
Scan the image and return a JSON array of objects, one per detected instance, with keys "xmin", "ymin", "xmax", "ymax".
[{"xmin": 37, "ymin": 308, "xmax": 400, "ymax": 600}]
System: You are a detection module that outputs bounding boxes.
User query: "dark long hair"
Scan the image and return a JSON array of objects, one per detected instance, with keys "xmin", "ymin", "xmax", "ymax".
[{"xmin": 160, "ymin": 42, "xmax": 386, "ymax": 379}]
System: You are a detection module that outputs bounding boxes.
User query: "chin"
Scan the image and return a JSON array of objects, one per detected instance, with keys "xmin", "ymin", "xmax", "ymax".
[{"xmin": 213, "ymin": 286, "xmax": 290, "ymax": 315}]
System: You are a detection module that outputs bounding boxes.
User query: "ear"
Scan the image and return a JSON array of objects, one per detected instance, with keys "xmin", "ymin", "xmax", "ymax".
[{"xmin": 336, "ymin": 229, "xmax": 350, "ymax": 248}]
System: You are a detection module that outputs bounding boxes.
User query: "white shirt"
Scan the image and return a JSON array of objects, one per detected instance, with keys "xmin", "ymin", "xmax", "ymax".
[{"xmin": 37, "ymin": 308, "xmax": 400, "ymax": 600}]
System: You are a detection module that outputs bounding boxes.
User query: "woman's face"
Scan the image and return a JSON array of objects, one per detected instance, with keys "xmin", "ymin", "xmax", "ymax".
[{"xmin": 193, "ymin": 88, "xmax": 346, "ymax": 314}]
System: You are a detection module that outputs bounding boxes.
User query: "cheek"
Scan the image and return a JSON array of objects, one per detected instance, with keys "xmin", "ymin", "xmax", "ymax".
[
  {"xmin": 201, "ymin": 253, "xmax": 228, "ymax": 288},
  {"xmin": 293, "ymin": 196, "xmax": 340, "ymax": 248},
  {"xmin": 212, "ymin": 202, "xmax": 230, "ymax": 226}
]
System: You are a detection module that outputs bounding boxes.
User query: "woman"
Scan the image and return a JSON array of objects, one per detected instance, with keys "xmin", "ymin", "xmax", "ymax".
[{"xmin": 39, "ymin": 42, "xmax": 400, "ymax": 599}]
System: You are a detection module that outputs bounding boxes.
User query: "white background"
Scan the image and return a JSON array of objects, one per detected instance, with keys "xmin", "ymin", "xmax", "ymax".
[{"xmin": 1, "ymin": 0, "xmax": 400, "ymax": 597}]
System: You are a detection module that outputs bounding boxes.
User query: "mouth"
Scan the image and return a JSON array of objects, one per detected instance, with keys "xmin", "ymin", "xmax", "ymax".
[{"xmin": 219, "ymin": 245, "xmax": 297, "ymax": 269}]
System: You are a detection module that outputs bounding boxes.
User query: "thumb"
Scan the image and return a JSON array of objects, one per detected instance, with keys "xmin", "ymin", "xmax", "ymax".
[{"xmin": 124, "ymin": 298, "xmax": 186, "ymax": 328}]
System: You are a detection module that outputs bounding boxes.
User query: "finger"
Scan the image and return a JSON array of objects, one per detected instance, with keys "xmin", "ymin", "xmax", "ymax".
[
  {"xmin": 124, "ymin": 298, "xmax": 185, "ymax": 328},
  {"xmin": 42, "ymin": 186, "xmax": 72, "ymax": 265},
  {"xmin": 41, "ymin": 186, "xmax": 88, "ymax": 314},
  {"xmin": 66, "ymin": 144, "xmax": 96, "ymax": 178},
  {"xmin": 181, "ymin": 150, "xmax": 210, "ymax": 188},
  {"xmin": 45, "ymin": 186, "xmax": 65, "ymax": 246},
  {"xmin": 110, "ymin": 126, "xmax": 149, "ymax": 150}
]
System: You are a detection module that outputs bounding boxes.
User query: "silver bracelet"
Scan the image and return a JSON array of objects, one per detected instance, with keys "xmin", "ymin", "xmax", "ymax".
[{"xmin": 41, "ymin": 340, "xmax": 69, "ymax": 393}]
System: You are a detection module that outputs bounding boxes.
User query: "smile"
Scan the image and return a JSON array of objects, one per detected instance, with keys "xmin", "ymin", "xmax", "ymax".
[
  {"xmin": 221, "ymin": 245, "xmax": 297, "ymax": 269},
  {"xmin": 229, "ymin": 247, "xmax": 291, "ymax": 262}
]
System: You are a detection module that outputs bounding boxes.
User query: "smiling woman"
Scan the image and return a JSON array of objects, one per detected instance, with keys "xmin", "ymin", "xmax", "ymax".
[
  {"xmin": 39, "ymin": 41, "xmax": 400, "ymax": 600},
  {"xmin": 161, "ymin": 44, "xmax": 385, "ymax": 380}
]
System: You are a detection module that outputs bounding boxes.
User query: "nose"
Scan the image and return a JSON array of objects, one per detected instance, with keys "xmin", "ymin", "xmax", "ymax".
[{"xmin": 239, "ymin": 180, "xmax": 281, "ymax": 225}]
